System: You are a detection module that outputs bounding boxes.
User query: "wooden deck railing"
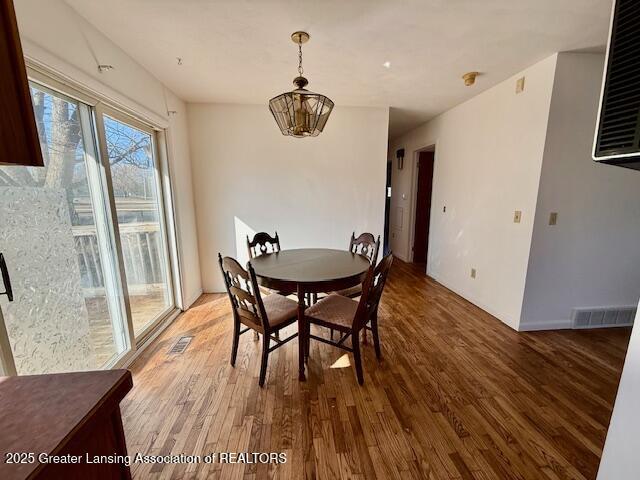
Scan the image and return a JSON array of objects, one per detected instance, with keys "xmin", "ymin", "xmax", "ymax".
[{"xmin": 73, "ymin": 222, "xmax": 166, "ymax": 295}]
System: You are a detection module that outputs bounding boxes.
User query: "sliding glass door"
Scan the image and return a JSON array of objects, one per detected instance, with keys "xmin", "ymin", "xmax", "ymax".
[
  {"xmin": 0, "ymin": 78, "xmax": 177, "ymax": 375},
  {"xmin": 98, "ymin": 110, "xmax": 174, "ymax": 338},
  {"xmin": 0, "ymin": 84, "xmax": 128, "ymax": 373}
]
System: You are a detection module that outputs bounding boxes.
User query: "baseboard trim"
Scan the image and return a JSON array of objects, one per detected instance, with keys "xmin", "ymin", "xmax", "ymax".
[{"xmin": 518, "ymin": 319, "xmax": 573, "ymax": 332}]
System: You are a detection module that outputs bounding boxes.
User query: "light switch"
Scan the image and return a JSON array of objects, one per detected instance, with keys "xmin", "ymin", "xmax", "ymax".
[
  {"xmin": 471, "ymin": 268, "xmax": 477, "ymax": 279},
  {"xmin": 516, "ymin": 77, "xmax": 525, "ymax": 94},
  {"xmin": 443, "ymin": 205, "xmax": 446, "ymax": 213},
  {"xmin": 514, "ymin": 210, "xmax": 522, "ymax": 223},
  {"xmin": 549, "ymin": 212, "xmax": 558, "ymax": 225}
]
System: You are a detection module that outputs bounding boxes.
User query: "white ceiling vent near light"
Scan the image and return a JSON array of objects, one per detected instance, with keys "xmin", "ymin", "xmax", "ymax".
[{"xmin": 64, "ymin": 0, "xmax": 613, "ymax": 139}]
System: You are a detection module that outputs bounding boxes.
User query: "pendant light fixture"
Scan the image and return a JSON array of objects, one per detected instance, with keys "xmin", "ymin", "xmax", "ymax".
[{"xmin": 269, "ymin": 31, "xmax": 334, "ymax": 137}]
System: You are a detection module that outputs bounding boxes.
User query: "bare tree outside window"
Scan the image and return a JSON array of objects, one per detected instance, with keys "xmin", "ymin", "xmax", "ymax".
[
  {"xmin": 0, "ymin": 88, "xmax": 152, "ymax": 225},
  {"xmin": 0, "ymin": 85, "xmax": 173, "ymax": 365}
]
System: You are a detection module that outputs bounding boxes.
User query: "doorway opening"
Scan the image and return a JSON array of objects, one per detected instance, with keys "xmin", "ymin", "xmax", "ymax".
[
  {"xmin": 383, "ymin": 160, "xmax": 392, "ymax": 255},
  {"xmin": 412, "ymin": 149, "xmax": 435, "ymax": 264}
]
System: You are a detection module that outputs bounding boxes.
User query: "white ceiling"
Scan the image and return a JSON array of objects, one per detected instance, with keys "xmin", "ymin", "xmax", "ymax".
[{"xmin": 64, "ymin": 0, "xmax": 612, "ymax": 139}]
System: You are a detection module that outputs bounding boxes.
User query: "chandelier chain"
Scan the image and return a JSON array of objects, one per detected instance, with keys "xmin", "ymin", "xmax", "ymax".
[
  {"xmin": 298, "ymin": 41, "xmax": 304, "ymax": 75},
  {"xmin": 269, "ymin": 31, "xmax": 333, "ymax": 137}
]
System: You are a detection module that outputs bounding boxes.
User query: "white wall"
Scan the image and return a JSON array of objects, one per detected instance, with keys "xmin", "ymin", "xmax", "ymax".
[
  {"xmin": 188, "ymin": 104, "xmax": 389, "ymax": 293},
  {"xmin": 521, "ymin": 53, "xmax": 640, "ymax": 330},
  {"xmin": 597, "ymin": 302, "xmax": 640, "ymax": 480},
  {"xmin": 164, "ymin": 91, "xmax": 203, "ymax": 307},
  {"xmin": 388, "ymin": 55, "xmax": 558, "ymax": 328},
  {"xmin": 14, "ymin": 0, "xmax": 202, "ymax": 308}
]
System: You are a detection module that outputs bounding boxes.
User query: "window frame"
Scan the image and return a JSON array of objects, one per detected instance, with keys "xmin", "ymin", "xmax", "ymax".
[
  {"xmin": 95, "ymin": 103, "xmax": 177, "ymax": 344},
  {"xmin": 0, "ymin": 65, "xmax": 183, "ymax": 373}
]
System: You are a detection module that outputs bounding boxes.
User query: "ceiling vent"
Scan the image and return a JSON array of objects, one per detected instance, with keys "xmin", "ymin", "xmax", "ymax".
[
  {"xmin": 572, "ymin": 307, "xmax": 636, "ymax": 329},
  {"xmin": 593, "ymin": 0, "xmax": 640, "ymax": 169}
]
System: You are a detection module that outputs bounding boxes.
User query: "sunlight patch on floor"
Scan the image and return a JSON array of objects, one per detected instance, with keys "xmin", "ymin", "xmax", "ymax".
[{"xmin": 330, "ymin": 353, "xmax": 351, "ymax": 368}]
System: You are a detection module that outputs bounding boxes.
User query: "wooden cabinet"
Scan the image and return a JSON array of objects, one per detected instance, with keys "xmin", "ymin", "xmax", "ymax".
[
  {"xmin": 0, "ymin": 0, "xmax": 44, "ymax": 167},
  {"xmin": 0, "ymin": 369, "xmax": 133, "ymax": 479}
]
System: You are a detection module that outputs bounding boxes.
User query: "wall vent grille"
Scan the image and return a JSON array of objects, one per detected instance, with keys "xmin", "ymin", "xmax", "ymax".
[
  {"xmin": 169, "ymin": 336, "xmax": 194, "ymax": 354},
  {"xmin": 572, "ymin": 307, "xmax": 636, "ymax": 329},
  {"xmin": 595, "ymin": 0, "xmax": 640, "ymax": 159}
]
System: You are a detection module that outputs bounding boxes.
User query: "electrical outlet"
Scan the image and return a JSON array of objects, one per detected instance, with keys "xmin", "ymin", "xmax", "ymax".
[
  {"xmin": 549, "ymin": 212, "xmax": 558, "ymax": 225},
  {"xmin": 471, "ymin": 268, "xmax": 477, "ymax": 279},
  {"xmin": 514, "ymin": 210, "xmax": 522, "ymax": 223},
  {"xmin": 443, "ymin": 205, "xmax": 446, "ymax": 213}
]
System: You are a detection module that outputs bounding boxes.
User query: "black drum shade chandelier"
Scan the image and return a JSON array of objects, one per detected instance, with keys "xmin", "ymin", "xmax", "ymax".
[{"xmin": 268, "ymin": 31, "xmax": 334, "ymax": 138}]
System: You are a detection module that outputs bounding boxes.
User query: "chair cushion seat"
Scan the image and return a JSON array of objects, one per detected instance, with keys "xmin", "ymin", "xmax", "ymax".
[
  {"xmin": 334, "ymin": 284, "xmax": 362, "ymax": 298},
  {"xmin": 305, "ymin": 294, "xmax": 358, "ymax": 329},
  {"xmin": 262, "ymin": 293, "xmax": 297, "ymax": 328}
]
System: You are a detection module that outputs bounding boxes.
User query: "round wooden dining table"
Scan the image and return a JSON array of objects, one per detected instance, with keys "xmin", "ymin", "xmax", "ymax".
[{"xmin": 250, "ymin": 248, "xmax": 370, "ymax": 381}]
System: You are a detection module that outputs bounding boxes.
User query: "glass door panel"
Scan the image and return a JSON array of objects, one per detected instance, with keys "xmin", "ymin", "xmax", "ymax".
[
  {"xmin": 101, "ymin": 114, "xmax": 173, "ymax": 338},
  {"xmin": 0, "ymin": 84, "xmax": 128, "ymax": 373}
]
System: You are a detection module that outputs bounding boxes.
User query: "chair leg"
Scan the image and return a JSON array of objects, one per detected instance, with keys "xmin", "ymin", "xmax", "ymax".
[
  {"xmin": 372, "ymin": 312, "xmax": 381, "ymax": 360},
  {"xmin": 230, "ymin": 321, "xmax": 240, "ymax": 367},
  {"xmin": 362, "ymin": 327, "xmax": 368, "ymax": 345},
  {"xmin": 305, "ymin": 321, "xmax": 311, "ymax": 362},
  {"xmin": 352, "ymin": 333, "xmax": 364, "ymax": 385},
  {"xmin": 259, "ymin": 332, "xmax": 270, "ymax": 387}
]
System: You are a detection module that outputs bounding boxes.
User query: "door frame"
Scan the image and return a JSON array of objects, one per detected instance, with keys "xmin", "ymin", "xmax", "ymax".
[
  {"xmin": 0, "ymin": 309, "xmax": 17, "ymax": 375},
  {"xmin": 407, "ymin": 143, "xmax": 437, "ymax": 268}
]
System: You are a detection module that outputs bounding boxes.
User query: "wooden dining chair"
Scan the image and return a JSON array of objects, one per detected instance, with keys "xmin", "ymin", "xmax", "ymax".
[
  {"xmin": 303, "ymin": 253, "xmax": 393, "ymax": 385},
  {"xmin": 246, "ymin": 230, "xmax": 293, "ymax": 314},
  {"xmin": 322, "ymin": 232, "xmax": 380, "ymax": 342},
  {"xmin": 335, "ymin": 232, "xmax": 381, "ymax": 299},
  {"xmin": 218, "ymin": 253, "xmax": 298, "ymax": 387},
  {"xmin": 351, "ymin": 232, "xmax": 380, "ymax": 263},
  {"xmin": 316, "ymin": 232, "xmax": 380, "ymax": 304},
  {"xmin": 247, "ymin": 231, "xmax": 281, "ymax": 259}
]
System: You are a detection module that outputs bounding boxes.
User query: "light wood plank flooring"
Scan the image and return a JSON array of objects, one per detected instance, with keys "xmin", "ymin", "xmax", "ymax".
[{"xmin": 122, "ymin": 260, "xmax": 630, "ymax": 479}]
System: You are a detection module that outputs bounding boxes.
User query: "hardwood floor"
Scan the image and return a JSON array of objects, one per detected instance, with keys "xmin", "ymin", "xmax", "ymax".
[{"xmin": 122, "ymin": 260, "xmax": 630, "ymax": 479}]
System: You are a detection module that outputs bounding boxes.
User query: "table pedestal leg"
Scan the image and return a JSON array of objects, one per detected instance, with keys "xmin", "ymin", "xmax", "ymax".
[{"xmin": 297, "ymin": 285, "xmax": 306, "ymax": 381}]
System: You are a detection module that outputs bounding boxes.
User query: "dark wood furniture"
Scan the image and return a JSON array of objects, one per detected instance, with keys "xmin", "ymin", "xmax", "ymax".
[
  {"xmin": 247, "ymin": 231, "xmax": 281, "ymax": 259},
  {"xmin": 219, "ymin": 254, "xmax": 298, "ymax": 386},
  {"xmin": 250, "ymin": 248, "xmax": 370, "ymax": 381},
  {"xmin": 334, "ymin": 232, "xmax": 381, "ymax": 299},
  {"xmin": 350, "ymin": 232, "xmax": 380, "ymax": 263},
  {"xmin": 304, "ymin": 254, "xmax": 393, "ymax": 384},
  {"xmin": 0, "ymin": 0, "xmax": 44, "ymax": 167},
  {"xmin": 246, "ymin": 231, "xmax": 292, "ymax": 302},
  {"xmin": 0, "ymin": 369, "xmax": 132, "ymax": 480}
]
